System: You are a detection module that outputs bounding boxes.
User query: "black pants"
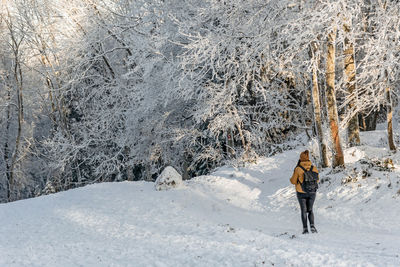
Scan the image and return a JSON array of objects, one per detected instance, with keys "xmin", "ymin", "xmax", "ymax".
[{"xmin": 296, "ymin": 192, "xmax": 316, "ymax": 229}]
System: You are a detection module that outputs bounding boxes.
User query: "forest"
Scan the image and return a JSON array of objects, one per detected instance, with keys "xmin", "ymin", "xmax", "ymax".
[{"xmin": 1, "ymin": 0, "xmax": 399, "ymax": 202}]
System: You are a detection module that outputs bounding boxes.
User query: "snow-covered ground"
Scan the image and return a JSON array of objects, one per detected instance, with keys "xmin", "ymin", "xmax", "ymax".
[{"xmin": 1, "ymin": 130, "xmax": 400, "ymax": 266}]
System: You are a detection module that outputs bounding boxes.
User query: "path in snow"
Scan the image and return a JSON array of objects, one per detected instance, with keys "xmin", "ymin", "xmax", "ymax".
[{"xmin": 1, "ymin": 131, "xmax": 400, "ymax": 266}]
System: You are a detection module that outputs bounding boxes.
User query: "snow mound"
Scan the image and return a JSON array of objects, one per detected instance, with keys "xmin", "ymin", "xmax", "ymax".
[{"xmin": 155, "ymin": 166, "xmax": 182, "ymax": 191}]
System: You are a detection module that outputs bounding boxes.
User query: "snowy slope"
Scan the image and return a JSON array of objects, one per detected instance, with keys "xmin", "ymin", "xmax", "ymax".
[{"xmin": 1, "ymin": 131, "xmax": 400, "ymax": 266}]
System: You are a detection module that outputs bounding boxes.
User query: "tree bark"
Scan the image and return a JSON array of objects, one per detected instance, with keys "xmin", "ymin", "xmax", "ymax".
[
  {"xmin": 386, "ymin": 87, "xmax": 396, "ymax": 151},
  {"xmin": 310, "ymin": 42, "xmax": 328, "ymax": 167},
  {"xmin": 226, "ymin": 128, "xmax": 235, "ymax": 158},
  {"xmin": 344, "ymin": 23, "xmax": 360, "ymax": 147},
  {"xmin": 145, "ymin": 158, "xmax": 153, "ymax": 181},
  {"xmin": 123, "ymin": 146, "xmax": 134, "ymax": 181},
  {"xmin": 182, "ymin": 157, "xmax": 189, "ymax": 181},
  {"xmin": 359, "ymin": 111, "xmax": 378, "ymax": 131},
  {"xmin": 326, "ymin": 28, "xmax": 345, "ymax": 167}
]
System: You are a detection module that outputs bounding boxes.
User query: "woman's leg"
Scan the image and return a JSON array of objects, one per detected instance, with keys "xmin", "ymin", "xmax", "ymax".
[
  {"xmin": 296, "ymin": 193, "xmax": 308, "ymax": 229},
  {"xmin": 306, "ymin": 193, "xmax": 316, "ymax": 226}
]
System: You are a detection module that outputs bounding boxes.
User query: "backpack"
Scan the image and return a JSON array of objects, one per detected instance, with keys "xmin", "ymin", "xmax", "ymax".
[{"xmin": 297, "ymin": 165, "xmax": 319, "ymax": 193}]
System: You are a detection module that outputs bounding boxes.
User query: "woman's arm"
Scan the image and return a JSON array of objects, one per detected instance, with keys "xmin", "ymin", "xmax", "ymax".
[{"xmin": 290, "ymin": 168, "xmax": 299, "ymax": 185}]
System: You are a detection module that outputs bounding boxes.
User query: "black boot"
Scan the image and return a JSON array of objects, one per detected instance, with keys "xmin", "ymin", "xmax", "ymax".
[
  {"xmin": 302, "ymin": 228, "xmax": 309, "ymax": 234},
  {"xmin": 310, "ymin": 225, "xmax": 317, "ymax": 233}
]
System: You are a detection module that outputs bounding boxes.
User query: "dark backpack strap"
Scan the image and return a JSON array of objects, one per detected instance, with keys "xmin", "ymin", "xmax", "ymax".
[
  {"xmin": 297, "ymin": 165, "xmax": 306, "ymax": 172},
  {"xmin": 297, "ymin": 165, "xmax": 313, "ymax": 184},
  {"xmin": 298, "ymin": 165, "xmax": 313, "ymax": 172}
]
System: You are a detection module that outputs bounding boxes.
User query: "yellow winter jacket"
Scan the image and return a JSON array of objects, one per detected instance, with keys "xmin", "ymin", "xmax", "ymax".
[{"xmin": 290, "ymin": 160, "xmax": 319, "ymax": 193}]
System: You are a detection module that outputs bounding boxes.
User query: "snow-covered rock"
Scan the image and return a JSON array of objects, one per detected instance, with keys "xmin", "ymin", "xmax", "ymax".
[{"xmin": 155, "ymin": 166, "xmax": 182, "ymax": 191}]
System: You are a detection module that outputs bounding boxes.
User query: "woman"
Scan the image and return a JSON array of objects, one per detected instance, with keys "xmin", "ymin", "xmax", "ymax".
[{"xmin": 290, "ymin": 150, "xmax": 318, "ymax": 234}]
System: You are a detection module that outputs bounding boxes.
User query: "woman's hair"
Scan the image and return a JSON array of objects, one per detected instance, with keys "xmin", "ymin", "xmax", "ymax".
[{"xmin": 300, "ymin": 150, "xmax": 309, "ymax": 162}]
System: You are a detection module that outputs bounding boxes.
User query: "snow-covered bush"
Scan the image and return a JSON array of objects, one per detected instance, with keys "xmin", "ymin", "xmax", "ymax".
[{"xmin": 155, "ymin": 167, "xmax": 183, "ymax": 191}]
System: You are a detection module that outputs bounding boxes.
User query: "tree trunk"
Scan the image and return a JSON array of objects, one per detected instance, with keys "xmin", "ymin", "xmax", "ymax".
[
  {"xmin": 122, "ymin": 146, "xmax": 134, "ymax": 181},
  {"xmin": 231, "ymin": 106, "xmax": 251, "ymax": 160},
  {"xmin": 6, "ymin": 12, "xmax": 25, "ymax": 201},
  {"xmin": 9, "ymin": 58, "xmax": 23, "ymax": 202},
  {"xmin": 38, "ymin": 41, "xmax": 58, "ymax": 127},
  {"xmin": 182, "ymin": 159, "xmax": 189, "ymax": 181},
  {"xmin": 145, "ymin": 163, "xmax": 152, "ymax": 181},
  {"xmin": 326, "ymin": 28, "xmax": 345, "ymax": 167},
  {"xmin": 344, "ymin": 23, "xmax": 360, "ymax": 147},
  {"xmin": 234, "ymin": 123, "xmax": 246, "ymax": 150},
  {"xmin": 310, "ymin": 42, "xmax": 328, "ymax": 168},
  {"xmin": 4, "ymin": 89, "xmax": 12, "ymax": 201},
  {"xmin": 226, "ymin": 128, "xmax": 235, "ymax": 158},
  {"xmin": 359, "ymin": 111, "xmax": 378, "ymax": 131},
  {"xmin": 386, "ymin": 87, "xmax": 396, "ymax": 151}
]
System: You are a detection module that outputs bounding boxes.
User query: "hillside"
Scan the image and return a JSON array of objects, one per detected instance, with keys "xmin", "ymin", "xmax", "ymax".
[{"xmin": 1, "ymin": 130, "xmax": 400, "ymax": 266}]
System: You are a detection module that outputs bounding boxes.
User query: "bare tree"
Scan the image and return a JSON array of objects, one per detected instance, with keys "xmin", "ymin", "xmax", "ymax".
[{"xmin": 2, "ymin": 7, "xmax": 25, "ymax": 201}]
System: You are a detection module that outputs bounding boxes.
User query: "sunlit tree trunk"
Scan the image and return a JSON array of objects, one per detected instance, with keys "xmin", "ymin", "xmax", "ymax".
[
  {"xmin": 326, "ymin": 28, "xmax": 344, "ymax": 167},
  {"xmin": 386, "ymin": 86, "xmax": 396, "ymax": 152},
  {"xmin": 344, "ymin": 23, "xmax": 360, "ymax": 147},
  {"xmin": 310, "ymin": 41, "xmax": 328, "ymax": 167}
]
